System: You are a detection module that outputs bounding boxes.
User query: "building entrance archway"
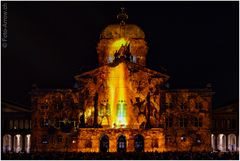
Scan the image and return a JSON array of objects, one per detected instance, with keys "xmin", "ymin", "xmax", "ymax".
[
  {"xmin": 217, "ymin": 134, "xmax": 226, "ymax": 152},
  {"xmin": 228, "ymin": 134, "xmax": 237, "ymax": 151},
  {"xmin": 3, "ymin": 134, "xmax": 12, "ymax": 153},
  {"xmin": 99, "ymin": 135, "xmax": 109, "ymax": 152},
  {"xmin": 117, "ymin": 135, "xmax": 126, "ymax": 152},
  {"xmin": 134, "ymin": 134, "xmax": 144, "ymax": 152},
  {"xmin": 13, "ymin": 134, "xmax": 23, "ymax": 153}
]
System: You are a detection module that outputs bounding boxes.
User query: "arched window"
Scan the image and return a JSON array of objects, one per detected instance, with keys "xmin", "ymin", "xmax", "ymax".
[
  {"xmin": 211, "ymin": 134, "xmax": 216, "ymax": 151},
  {"xmin": 117, "ymin": 135, "xmax": 126, "ymax": 152},
  {"xmin": 25, "ymin": 134, "xmax": 31, "ymax": 153},
  {"xmin": 13, "ymin": 134, "xmax": 23, "ymax": 153},
  {"xmin": 134, "ymin": 134, "xmax": 144, "ymax": 152},
  {"xmin": 228, "ymin": 134, "xmax": 237, "ymax": 151},
  {"xmin": 3, "ymin": 134, "xmax": 12, "ymax": 153},
  {"xmin": 217, "ymin": 134, "xmax": 226, "ymax": 152},
  {"xmin": 99, "ymin": 135, "xmax": 109, "ymax": 152}
]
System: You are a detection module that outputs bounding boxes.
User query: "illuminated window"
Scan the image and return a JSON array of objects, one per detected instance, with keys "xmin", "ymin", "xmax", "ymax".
[
  {"xmin": 132, "ymin": 56, "xmax": 137, "ymax": 63},
  {"xmin": 25, "ymin": 134, "xmax": 31, "ymax": 153},
  {"xmin": 108, "ymin": 56, "xmax": 113, "ymax": 63},
  {"xmin": 13, "ymin": 134, "xmax": 22, "ymax": 153},
  {"xmin": 3, "ymin": 134, "xmax": 12, "ymax": 153}
]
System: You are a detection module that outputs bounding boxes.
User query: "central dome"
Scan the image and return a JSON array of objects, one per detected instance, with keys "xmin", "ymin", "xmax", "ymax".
[
  {"xmin": 100, "ymin": 24, "xmax": 145, "ymax": 39},
  {"xmin": 96, "ymin": 9, "xmax": 148, "ymax": 66}
]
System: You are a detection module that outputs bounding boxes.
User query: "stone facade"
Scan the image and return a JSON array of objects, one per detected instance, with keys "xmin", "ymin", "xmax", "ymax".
[{"xmin": 30, "ymin": 10, "xmax": 214, "ymax": 153}]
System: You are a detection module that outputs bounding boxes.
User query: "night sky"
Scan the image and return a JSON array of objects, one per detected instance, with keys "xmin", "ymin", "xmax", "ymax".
[{"xmin": 2, "ymin": 1, "xmax": 239, "ymax": 108}]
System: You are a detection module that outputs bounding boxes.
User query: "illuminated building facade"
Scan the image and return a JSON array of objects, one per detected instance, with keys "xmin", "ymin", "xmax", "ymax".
[
  {"xmin": 211, "ymin": 101, "xmax": 239, "ymax": 152},
  {"xmin": 30, "ymin": 9, "xmax": 214, "ymax": 153},
  {"xmin": 1, "ymin": 101, "xmax": 32, "ymax": 154}
]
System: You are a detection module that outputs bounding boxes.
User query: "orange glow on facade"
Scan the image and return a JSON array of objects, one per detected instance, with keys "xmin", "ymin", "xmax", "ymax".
[
  {"xmin": 108, "ymin": 62, "xmax": 128, "ymax": 128},
  {"xmin": 108, "ymin": 38, "xmax": 129, "ymax": 60}
]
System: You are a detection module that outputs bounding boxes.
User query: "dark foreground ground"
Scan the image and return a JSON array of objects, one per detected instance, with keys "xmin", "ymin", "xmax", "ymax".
[{"xmin": 1, "ymin": 151, "xmax": 239, "ymax": 160}]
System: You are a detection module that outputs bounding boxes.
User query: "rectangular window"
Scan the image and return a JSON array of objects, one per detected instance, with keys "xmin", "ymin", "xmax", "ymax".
[
  {"xmin": 19, "ymin": 120, "xmax": 24, "ymax": 129},
  {"xmin": 42, "ymin": 135, "xmax": 49, "ymax": 144},
  {"xmin": 180, "ymin": 118, "xmax": 188, "ymax": 128},
  {"xmin": 9, "ymin": 120, "xmax": 13, "ymax": 129},
  {"xmin": 165, "ymin": 135, "xmax": 171, "ymax": 145},
  {"xmin": 227, "ymin": 119, "xmax": 231, "ymax": 129},
  {"xmin": 14, "ymin": 120, "xmax": 18, "ymax": 129},
  {"xmin": 194, "ymin": 117, "xmax": 203, "ymax": 127},
  {"xmin": 180, "ymin": 103, "xmax": 185, "ymax": 110},
  {"xmin": 166, "ymin": 117, "xmax": 173, "ymax": 128},
  {"xmin": 231, "ymin": 119, "xmax": 236, "ymax": 129},
  {"xmin": 25, "ymin": 120, "xmax": 29, "ymax": 129},
  {"xmin": 57, "ymin": 136, "xmax": 63, "ymax": 143},
  {"xmin": 40, "ymin": 118, "xmax": 44, "ymax": 128},
  {"xmin": 221, "ymin": 120, "xmax": 225, "ymax": 128},
  {"xmin": 212, "ymin": 120, "xmax": 215, "ymax": 129},
  {"xmin": 55, "ymin": 119, "xmax": 60, "ymax": 128},
  {"xmin": 165, "ymin": 102, "xmax": 173, "ymax": 109}
]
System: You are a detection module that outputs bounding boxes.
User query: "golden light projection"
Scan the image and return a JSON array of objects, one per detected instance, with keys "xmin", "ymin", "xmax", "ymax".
[
  {"xmin": 108, "ymin": 38, "xmax": 129, "ymax": 61},
  {"xmin": 108, "ymin": 61, "xmax": 128, "ymax": 128}
]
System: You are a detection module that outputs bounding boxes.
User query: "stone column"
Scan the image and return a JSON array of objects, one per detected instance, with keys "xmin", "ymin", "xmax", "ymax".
[
  {"xmin": 12, "ymin": 134, "xmax": 14, "ymax": 152},
  {"xmin": 22, "ymin": 134, "xmax": 25, "ymax": 152},
  {"xmin": 215, "ymin": 134, "xmax": 218, "ymax": 151},
  {"xmin": 225, "ymin": 134, "xmax": 228, "ymax": 151}
]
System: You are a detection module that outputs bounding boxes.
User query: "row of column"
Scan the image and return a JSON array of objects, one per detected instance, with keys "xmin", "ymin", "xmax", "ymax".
[
  {"xmin": 2, "ymin": 134, "xmax": 31, "ymax": 153},
  {"xmin": 211, "ymin": 133, "xmax": 239, "ymax": 152}
]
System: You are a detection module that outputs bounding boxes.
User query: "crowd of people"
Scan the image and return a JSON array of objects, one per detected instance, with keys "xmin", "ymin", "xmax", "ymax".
[{"xmin": 2, "ymin": 151, "xmax": 239, "ymax": 160}]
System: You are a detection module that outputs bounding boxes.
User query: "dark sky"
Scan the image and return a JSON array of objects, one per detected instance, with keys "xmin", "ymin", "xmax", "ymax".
[{"xmin": 2, "ymin": 1, "xmax": 239, "ymax": 108}]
